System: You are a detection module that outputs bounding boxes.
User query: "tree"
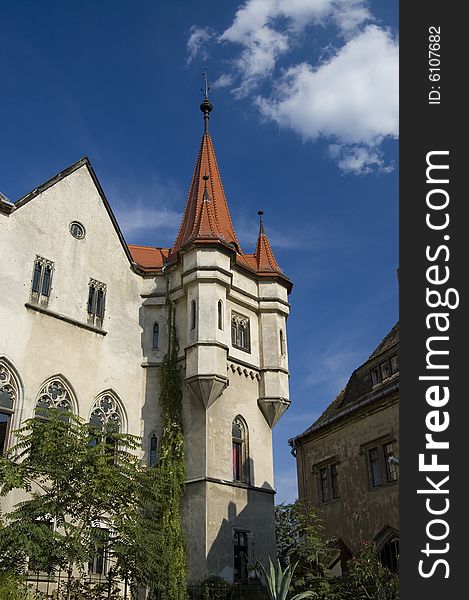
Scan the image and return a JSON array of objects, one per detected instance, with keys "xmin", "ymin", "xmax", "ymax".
[{"xmin": 0, "ymin": 410, "xmax": 144, "ymax": 598}]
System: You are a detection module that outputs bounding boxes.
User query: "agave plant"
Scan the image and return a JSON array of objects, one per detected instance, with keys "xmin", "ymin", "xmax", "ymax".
[{"xmin": 257, "ymin": 558, "xmax": 315, "ymax": 600}]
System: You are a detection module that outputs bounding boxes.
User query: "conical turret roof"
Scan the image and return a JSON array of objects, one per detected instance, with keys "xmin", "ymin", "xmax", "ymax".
[{"xmin": 170, "ymin": 132, "xmax": 241, "ymax": 258}]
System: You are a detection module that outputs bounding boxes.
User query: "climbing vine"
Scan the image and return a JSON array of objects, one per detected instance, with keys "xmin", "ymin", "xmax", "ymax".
[{"xmin": 151, "ymin": 304, "xmax": 187, "ymax": 598}]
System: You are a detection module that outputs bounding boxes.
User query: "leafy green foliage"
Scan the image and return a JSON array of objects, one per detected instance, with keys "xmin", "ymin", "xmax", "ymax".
[
  {"xmin": 257, "ymin": 558, "xmax": 314, "ymax": 600},
  {"xmin": 0, "ymin": 571, "xmax": 41, "ymax": 600},
  {"xmin": 339, "ymin": 542, "xmax": 399, "ymax": 600},
  {"xmin": 0, "ymin": 410, "xmax": 144, "ymax": 593},
  {"xmin": 124, "ymin": 305, "xmax": 187, "ymax": 599},
  {"xmin": 274, "ymin": 503, "xmax": 398, "ymax": 600}
]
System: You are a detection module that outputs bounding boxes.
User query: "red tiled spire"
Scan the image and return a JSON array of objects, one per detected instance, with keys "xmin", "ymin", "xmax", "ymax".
[
  {"xmin": 253, "ymin": 211, "xmax": 282, "ymax": 273},
  {"xmin": 170, "ymin": 133, "xmax": 241, "ymax": 257}
]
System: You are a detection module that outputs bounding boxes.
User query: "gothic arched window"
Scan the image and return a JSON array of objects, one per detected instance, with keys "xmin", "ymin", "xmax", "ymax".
[
  {"xmin": 232, "ymin": 416, "xmax": 249, "ymax": 483},
  {"xmin": 35, "ymin": 377, "xmax": 75, "ymax": 420},
  {"xmin": 218, "ymin": 300, "xmax": 223, "ymax": 330},
  {"xmin": 0, "ymin": 359, "xmax": 20, "ymax": 456},
  {"xmin": 152, "ymin": 322, "xmax": 160, "ymax": 350},
  {"xmin": 89, "ymin": 392, "xmax": 124, "ymax": 456},
  {"xmin": 379, "ymin": 533, "xmax": 399, "ymax": 572}
]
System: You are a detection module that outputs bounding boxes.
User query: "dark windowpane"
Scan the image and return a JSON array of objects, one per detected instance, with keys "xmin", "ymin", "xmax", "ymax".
[
  {"xmin": 0, "ymin": 390, "xmax": 14, "ymax": 411},
  {"xmin": 89, "ymin": 528, "xmax": 109, "ymax": 575},
  {"xmin": 190, "ymin": 300, "xmax": 196, "ymax": 330},
  {"xmin": 319, "ymin": 467, "xmax": 329, "ymax": 502},
  {"xmin": 371, "ymin": 367, "xmax": 380, "ymax": 386},
  {"xmin": 331, "ymin": 464, "xmax": 339, "ymax": 498},
  {"xmin": 234, "ymin": 531, "xmax": 249, "ymax": 581},
  {"xmin": 32, "ymin": 263, "xmax": 42, "ymax": 293},
  {"xmin": 152, "ymin": 323, "xmax": 159, "ymax": 350},
  {"xmin": 380, "ymin": 537, "xmax": 399, "ymax": 572},
  {"xmin": 369, "ymin": 448, "xmax": 382, "ymax": 486},
  {"xmin": 0, "ymin": 412, "xmax": 11, "ymax": 456},
  {"xmin": 231, "ymin": 320, "xmax": 237, "ymax": 345},
  {"xmin": 238, "ymin": 325, "xmax": 246, "ymax": 349},
  {"xmin": 150, "ymin": 435, "xmax": 158, "ymax": 467},
  {"xmin": 87, "ymin": 286, "xmax": 95, "ymax": 314},
  {"xmin": 218, "ymin": 301, "xmax": 223, "ymax": 330},
  {"xmin": 96, "ymin": 289, "xmax": 105, "ymax": 318},
  {"xmin": 380, "ymin": 361, "xmax": 390, "ymax": 380},
  {"xmin": 233, "ymin": 441, "xmax": 242, "ymax": 481},
  {"xmin": 384, "ymin": 443, "xmax": 398, "ymax": 482},
  {"xmin": 41, "ymin": 266, "xmax": 51, "ymax": 296}
]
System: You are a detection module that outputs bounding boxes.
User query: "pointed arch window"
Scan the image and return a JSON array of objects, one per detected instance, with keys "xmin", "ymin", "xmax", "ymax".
[
  {"xmin": 35, "ymin": 378, "xmax": 74, "ymax": 420},
  {"xmin": 378, "ymin": 533, "xmax": 399, "ymax": 572},
  {"xmin": 87, "ymin": 279, "xmax": 106, "ymax": 328},
  {"xmin": 0, "ymin": 360, "xmax": 20, "ymax": 456},
  {"xmin": 232, "ymin": 416, "xmax": 249, "ymax": 483},
  {"xmin": 152, "ymin": 322, "xmax": 160, "ymax": 350},
  {"xmin": 190, "ymin": 300, "xmax": 197, "ymax": 331},
  {"xmin": 89, "ymin": 392, "xmax": 124, "ymax": 456},
  {"xmin": 218, "ymin": 300, "xmax": 223, "ymax": 330}
]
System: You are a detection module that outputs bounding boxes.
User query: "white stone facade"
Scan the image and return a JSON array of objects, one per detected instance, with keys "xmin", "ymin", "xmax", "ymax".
[{"xmin": 0, "ymin": 141, "xmax": 292, "ymax": 583}]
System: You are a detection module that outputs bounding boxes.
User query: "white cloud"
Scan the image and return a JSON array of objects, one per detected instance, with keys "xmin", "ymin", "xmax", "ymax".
[
  {"xmin": 256, "ymin": 25, "xmax": 398, "ymax": 172},
  {"xmin": 212, "ymin": 73, "xmax": 234, "ymax": 89},
  {"xmin": 257, "ymin": 26, "xmax": 398, "ymax": 146},
  {"xmin": 187, "ymin": 26, "xmax": 215, "ymax": 64},
  {"xmin": 218, "ymin": 0, "xmax": 372, "ymax": 96}
]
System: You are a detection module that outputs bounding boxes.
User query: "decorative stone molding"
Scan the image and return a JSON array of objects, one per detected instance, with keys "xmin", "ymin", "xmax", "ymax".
[
  {"xmin": 0, "ymin": 360, "xmax": 19, "ymax": 410},
  {"xmin": 258, "ymin": 396, "xmax": 291, "ymax": 428},
  {"xmin": 227, "ymin": 363, "xmax": 260, "ymax": 380},
  {"xmin": 185, "ymin": 374, "xmax": 229, "ymax": 410},
  {"xmin": 36, "ymin": 377, "xmax": 75, "ymax": 413},
  {"xmin": 90, "ymin": 392, "xmax": 122, "ymax": 431}
]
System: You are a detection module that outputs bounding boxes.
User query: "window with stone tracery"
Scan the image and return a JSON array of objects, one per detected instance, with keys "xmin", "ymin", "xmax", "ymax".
[
  {"xmin": 35, "ymin": 378, "xmax": 74, "ymax": 419},
  {"xmin": 231, "ymin": 313, "xmax": 250, "ymax": 352},
  {"xmin": 31, "ymin": 256, "xmax": 54, "ymax": 306},
  {"xmin": 87, "ymin": 279, "xmax": 107, "ymax": 328},
  {"xmin": 89, "ymin": 393, "xmax": 123, "ymax": 457},
  {"xmin": 0, "ymin": 360, "xmax": 19, "ymax": 456}
]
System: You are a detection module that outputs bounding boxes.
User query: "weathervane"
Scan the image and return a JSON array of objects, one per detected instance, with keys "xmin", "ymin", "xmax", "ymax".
[{"xmin": 200, "ymin": 69, "xmax": 213, "ymax": 133}]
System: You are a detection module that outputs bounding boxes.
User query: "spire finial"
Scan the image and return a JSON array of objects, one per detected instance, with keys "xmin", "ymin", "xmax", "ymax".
[
  {"xmin": 258, "ymin": 209, "xmax": 265, "ymax": 234},
  {"xmin": 200, "ymin": 69, "xmax": 213, "ymax": 133}
]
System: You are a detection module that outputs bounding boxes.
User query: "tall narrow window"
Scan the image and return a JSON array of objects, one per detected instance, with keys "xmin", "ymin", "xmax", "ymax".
[
  {"xmin": 319, "ymin": 467, "xmax": 329, "ymax": 502},
  {"xmin": 152, "ymin": 322, "xmax": 160, "ymax": 350},
  {"xmin": 232, "ymin": 417, "xmax": 248, "ymax": 483},
  {"xmin": 89, "ymin": 528, "xmax": 109, "ymax": 575},
  {"xmin": 218, "ymin": 300, "xmax": 223, "ymax": 330},
  {"xmin": 280, "ymin": 330, "xmax": 285, "ymax": 356},
  {"xmin": 379, "ymin": 535, "xmax": 399, "ymax": 572},
  {"xmin": 369, "ymin": 447, "xmax": 382, "ymax": 487},
  {"xmin": 149, "ymin": 434, "xmax": 158, "ymax": 467},
  {"xmin": 316, "ymin": 462, "xmax": 340, "ymax": 502},
  {"xmin": 233, "ymin": 531, "xmax": 249, "ymax": 581},
  {"xmin": 87, "ymin": 279, "xmax": 107, "ymax": 327},
  {"xmin": 190, "ymin": 300, "xmax": 196, "ymax": 330},
  {"xmin": 30, "ymin": 256, "xmax": 54, "ymax": 306},
  {"xmin": 384, "ymin": 442, "xmax": 398, "ymax": 482}
]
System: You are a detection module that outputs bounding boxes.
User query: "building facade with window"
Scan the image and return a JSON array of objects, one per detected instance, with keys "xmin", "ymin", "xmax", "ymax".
[
  {"xmin": 0, "ymin": 102, "xmax": 292, "ymax": 583},
  {"xmin": 289, "ymin": 324, "xmax": 399, "ymax": 571}
]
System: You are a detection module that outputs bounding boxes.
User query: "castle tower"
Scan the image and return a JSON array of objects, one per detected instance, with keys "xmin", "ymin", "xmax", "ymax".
[{"xmin": 165, "ymin": 88, "xmax": 293, "ymax": 582}]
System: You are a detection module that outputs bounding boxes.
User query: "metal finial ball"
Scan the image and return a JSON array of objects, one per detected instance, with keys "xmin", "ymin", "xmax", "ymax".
[
  {"xmin": 258, "ymin": 210, "xmax": 264, "ymax": 217},
  {"xmin": 203, "ymin": 175, "xmax": 209, "ymax": 181}
]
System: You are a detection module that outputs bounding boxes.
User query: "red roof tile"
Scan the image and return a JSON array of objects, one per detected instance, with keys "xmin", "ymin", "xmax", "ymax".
[{"xmin": 128, "ymin": 245, "xmax": 170, "ymax": 271}]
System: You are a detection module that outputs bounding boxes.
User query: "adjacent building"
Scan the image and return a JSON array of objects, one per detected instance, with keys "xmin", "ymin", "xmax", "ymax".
[
  {"xmin": 289, "ymin": 323, "xmax": 399, "ymax": 572},
  {"xmin": 0, "ymin": 97, "xmax": 292, "ymax": 583}
]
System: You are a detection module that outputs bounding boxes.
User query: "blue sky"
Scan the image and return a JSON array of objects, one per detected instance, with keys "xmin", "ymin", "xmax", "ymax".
[{"xmin": 1, "ymin": 0, "xmax": 398, "ymax": 504}]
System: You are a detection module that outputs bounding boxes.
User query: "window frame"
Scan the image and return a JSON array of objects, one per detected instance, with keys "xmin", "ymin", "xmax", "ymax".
[
  {"xmin": 314, "ymin": 459, "xmax": 340, "ymax": 503},
  {"xmin": 30, "ymin": 256, "xmax": 54, "ymax": 306},
  {"xmin": 232, "ymin": 416, "xmax": 249, "ymax": 484},
  {"xmin": 233, "ymin": 529, "xmax": 250, "ymax": 582},
  {"xmin": 370, "ymin": 354, "xmax": 399, "ymax": 387},
  {"xmin": 362, "ymin": 437, "xmax": 399, "ymax": 489},
  {"xmin": 152, "ymin": 322, "xmax": 160, "ymax": 350},
  {"xmin": 87, "ymin": 279, "xmax": 107, "ymax": 328},
  {"xmin": 231, "ymin": 312, "xmax": 251, "ymax": 353}
]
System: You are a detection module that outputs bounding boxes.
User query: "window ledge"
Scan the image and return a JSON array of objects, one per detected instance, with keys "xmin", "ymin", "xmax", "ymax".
[{"xmin": 25, "ymin": 302, "xmax": 107, "ymax": 336}]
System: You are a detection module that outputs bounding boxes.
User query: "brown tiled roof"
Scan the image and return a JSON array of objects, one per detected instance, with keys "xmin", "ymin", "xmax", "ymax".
[
  {"xmin": 254, "ymin": 229, "xmax": 283, "ymax": 273},
  {"xmin": 293, "ymin": 322, "xmax": 399, "ymax": 440},
  {"xmin": 169, "ymin": 132, "xmax": 241, "ymax": 258},
  {"xmin": 128, "ymin": 245, "xmax": 170, "ymax": 272}
]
